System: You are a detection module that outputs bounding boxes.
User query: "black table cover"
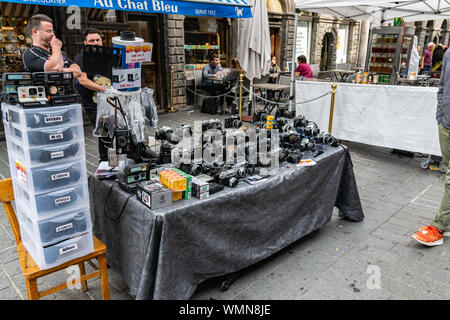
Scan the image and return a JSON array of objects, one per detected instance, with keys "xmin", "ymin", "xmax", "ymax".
[{"xmin": 89, "ymin": 144, "xmax": 364, "ymax": 300}]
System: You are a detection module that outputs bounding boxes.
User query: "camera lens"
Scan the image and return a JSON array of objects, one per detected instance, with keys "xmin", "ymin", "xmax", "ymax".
[
  {"xmin": 29, "ymin": 88, "xmax": 37, "ymax": 96},
  {"xmin": 233, "ymin": 120, "xmax": 242, "ymax": 128},
  {"xmin": 227, "ymin": 177, "xmax": 239, "ymax": 187}
]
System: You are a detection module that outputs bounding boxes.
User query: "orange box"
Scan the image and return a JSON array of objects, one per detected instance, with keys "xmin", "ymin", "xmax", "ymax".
[{"xmin": 172, "ymin": 191, "xmax": 183, "ymax": 201}]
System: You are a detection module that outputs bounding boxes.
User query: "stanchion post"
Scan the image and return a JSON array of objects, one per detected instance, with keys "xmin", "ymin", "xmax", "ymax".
[
  {"xmin": 328, "ymin": 83, "xmax": 337, "ymax": 133},
  {"xmin": 169, "ymin": 65, "xmax": 178, "ymax": 113},
  {"xmin": 239, "ymin": 73, "xmax": 244, "ymax": 120}
]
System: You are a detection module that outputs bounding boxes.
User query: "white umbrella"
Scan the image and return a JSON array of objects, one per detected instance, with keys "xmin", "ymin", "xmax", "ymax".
[
  {"xmin": 237, "ymin": 0, "xmax": 271, "ymax": 119},
  {"xmin": 237, "ymin": 0, "xmax": 271, "ymax": 80}
]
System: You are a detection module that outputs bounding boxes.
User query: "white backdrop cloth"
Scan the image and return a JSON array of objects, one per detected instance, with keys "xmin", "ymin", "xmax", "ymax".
[{"xmin": 295, "ymin": 81, "xmax": 441, "ymax": 156}]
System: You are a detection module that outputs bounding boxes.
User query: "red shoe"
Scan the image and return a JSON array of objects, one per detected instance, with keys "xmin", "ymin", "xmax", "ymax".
[{"xmin": 412, "ymin": 225, "xmax": 444, "ymax": 246}]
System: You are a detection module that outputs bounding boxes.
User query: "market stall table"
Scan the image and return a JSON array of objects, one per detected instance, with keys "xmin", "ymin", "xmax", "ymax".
[
  {"xmin": 295, "ymin": 80, "xmax": 441, "ymax": 156},
  {"xmin": 328, "ymin": 69, "xmax": 355, "ymax": 82},
  {"xmin": 89, "ymin": 144, "xmax": 364, "ymax": 300}
]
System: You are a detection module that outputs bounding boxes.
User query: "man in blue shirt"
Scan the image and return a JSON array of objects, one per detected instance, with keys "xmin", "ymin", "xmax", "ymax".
[{"xmin": 201, "ymin": 54, "xmax": 223, "ymax": 93}]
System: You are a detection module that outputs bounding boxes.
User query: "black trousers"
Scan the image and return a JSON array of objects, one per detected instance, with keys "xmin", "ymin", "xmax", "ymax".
[{"xmin": 86, "ymin": 109, "xmax": 112, "ymax": 162}]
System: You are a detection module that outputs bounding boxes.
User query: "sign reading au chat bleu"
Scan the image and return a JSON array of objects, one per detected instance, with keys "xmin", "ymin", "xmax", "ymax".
[{"xmin": 0, "ymin": 0, "xmax": 253, "ymax": 18}]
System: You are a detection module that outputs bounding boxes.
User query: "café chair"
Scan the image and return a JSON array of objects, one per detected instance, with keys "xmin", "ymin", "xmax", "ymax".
[{"xmin": 0, "ymin": 178, "xmax": 110, "ymax": 300}]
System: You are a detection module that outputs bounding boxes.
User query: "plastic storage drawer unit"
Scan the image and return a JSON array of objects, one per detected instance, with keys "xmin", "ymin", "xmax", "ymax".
[
  {"xmin": 14, "ymin": 182, "xmax": 89, "ymax": 219},
  {"xmin": 16, "ymin": 203, "xmax": 92, "ymax": 247},
  {"xmin": 6, "ymin": 124, "xmax": 84, "ymax": 147},
  {"xmin": 21, "ymin": 224, "xmax": 94, "ymax": 270},
  {"xmin": 6, "ymin": 138, "xmax": 84, "ymax": 166},
  {"xmin": 10, "ymin": 159, "xmax": 87, "ymax": 194},
  {"xmin": 1, "ymin": 103, "xmax": 82, "ymax": 129}
]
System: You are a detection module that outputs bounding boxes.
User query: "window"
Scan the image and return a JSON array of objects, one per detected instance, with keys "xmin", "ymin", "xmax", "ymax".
[
  {"xmin": 336, "ymin": 25, "xmax": 349, "ymax": 64},
  {"xmin": 296, "ymin": 21, "xmax": 311, "ymax": 61}
]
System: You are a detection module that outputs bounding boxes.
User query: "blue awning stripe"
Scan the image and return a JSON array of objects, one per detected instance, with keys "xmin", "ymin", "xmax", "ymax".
[{"xmin": 0, "ymin": 0, "xmax": 253, "ymax": 18}]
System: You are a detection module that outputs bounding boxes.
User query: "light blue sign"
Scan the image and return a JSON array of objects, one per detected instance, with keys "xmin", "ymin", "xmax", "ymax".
[{"xmin": 0, "ymin": 0, "xmax": 253, "ymax": 18}]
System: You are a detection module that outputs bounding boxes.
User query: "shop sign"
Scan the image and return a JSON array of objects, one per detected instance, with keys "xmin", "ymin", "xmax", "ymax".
[
  {"xmin": 2, "ymin": 0, "xmax": 252, "ymax": 18},
  {"xmin": 112, "ymin": 68, "xmax": 141, "ymax": 90},
  {"xmin": 125, "ymin": 42, "xmax": 152, "ymax": 64}
]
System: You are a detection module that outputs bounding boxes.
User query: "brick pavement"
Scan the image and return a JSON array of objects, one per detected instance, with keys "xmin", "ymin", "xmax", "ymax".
[{"xmin": 0, "ymin": 106, "xmax": 449, "ymax": 300}]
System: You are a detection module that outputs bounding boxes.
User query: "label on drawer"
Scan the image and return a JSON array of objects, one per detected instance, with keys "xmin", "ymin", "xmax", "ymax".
[
  {"xmin": 49, "ymin": 133, "xmax": 64, "ymax": 141},
  {"xmin": 50, "ymin": 151, "xmax": 64, "ymax": 159},
  {"xmin": 15, "ymin": 160, "xmax": 27, "ymax": 184},
  {"xmin": 59, "ymin": 243, "xmax": 78, "ymax": 255},
  {"xmin": 51, "ymin": 172, "xmax": 70, "ymax": 181},
  {"xmin": 44, "ymin": 115, "xmax": 63, "ymax": 124},
  {"xmin": 56, "ymin": 223, "xmax": 73, "ymax": 233},
  {"xmin": 55, "ymin": 196, "xmax": 71, "ymax": 205}
]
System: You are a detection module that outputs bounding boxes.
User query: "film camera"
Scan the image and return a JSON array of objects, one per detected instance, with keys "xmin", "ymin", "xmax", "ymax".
[
  {"xmin": 315, "ymin": 132, "xmax": 339, "ymax": 147},
  {"xmin": 1, "ymin": 72, "xmax": 78, "ymax": 107},
  {"xmin": 280, "ymin": 131, "xmax": 302, "ymax": 147},
  {"xmin": 224, "ymin": 115, "xmax": 242, "ymax": 129},
  {"xmin": 214, "ymin": 165, "xmax": 251, "ymax": 188},
  {"xmin": 201, "ymin": 119, "xmax": 222, "ymax": 132},
  {"xmin": 276, "ymin": 106, "xmax": 296, "ymax": 119},
  {"xmin": 32, "ymin": 72, "xmax": 78, "ymax": 106},
  {"xmin": 293, "ymin": 115, "xmax": 309, "ymax": 128},
  {"xmin": 274, "ymin": 119, "xmax": 293, "ymax": 133},
  {"xmin": 303, "ymin": 121, "xmax": 320, "ymax": 137},
  {"xmin": 114, "ymin": 127, "xmax": 131, "ymax": 154},
  {"xmin": 253, "ymin": 111, "xmax": 270, "ymax": 123}
]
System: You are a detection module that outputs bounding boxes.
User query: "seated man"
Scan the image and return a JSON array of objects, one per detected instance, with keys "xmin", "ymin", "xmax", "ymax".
[{"xmin": 201, "ymin": 54, "xmax": 223, "ymax": 94}]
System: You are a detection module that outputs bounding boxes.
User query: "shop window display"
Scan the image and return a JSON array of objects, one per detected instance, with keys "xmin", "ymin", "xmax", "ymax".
[{"xmin": 0, "ymin": 17, "xmax": 32, "ymax": 73}]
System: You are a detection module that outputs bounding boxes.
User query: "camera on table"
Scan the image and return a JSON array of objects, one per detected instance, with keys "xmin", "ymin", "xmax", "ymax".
[
  {"xmin": 114, "ymin": 127, "xmax": 131, "ymax": 154},
  {"xmin": 17, "ymin": 86, "xmax": 47, "ymax": 105},
  {"xmin": 215, "ymin": 166, "xmax": 250, "ymax": 188},
  {"xmin": 201, "ymin": 119, "xmax": 222, "ymax": 132},
  {"xmin": 179, "ymin": 161, "xmax": 204, "ymax": 176},
  {"xmin": 159, "ymin": 142, "xmax": 173, "ymax": 164},
  {"xmin": 253, "ymin": 111, "xmax": 270, "ymax": 123},
  {"xmin": 224, "ymin": 115, "xmax": 242, "ymax": 129},
  {"xmin": 294, "ymin": 115, "xmax": 309, "ymax": 128},
  {"xmin": 280, "ymin": 131, "xmax": 301, "ymax": 147},
  {"xmin": 303, "ymin": 121, "xmax": 320, "ymax": 137},
  {"xmin": 315, "ymin": 132, "xmax": 339, "ymax": 147},
  {"xmin": 276, "ymin": 106, "xmax": 296, "ymax": 119},
  {"xmin": 286, "ymin": 149, "xmax": 303, "ymax": 164},
  {"xmin": 155, "ymin": 126, "xmax": 175, "ymax": 142},
  {"xmin": 274, "ymin": 119, "xmax": 293, "ymax": 133},
  {"xmin": 299, "ymin": 138, "xmax": 315, "ymax": 151}
]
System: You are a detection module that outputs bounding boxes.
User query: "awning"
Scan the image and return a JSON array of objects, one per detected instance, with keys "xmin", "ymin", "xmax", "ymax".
[
  {"xmin": 0, "ymin": 0, "xmax": 253, "ymax": 18},
  {"xmin": 295, "ymin": 0, "xmax": 450, "ymax": 23}
]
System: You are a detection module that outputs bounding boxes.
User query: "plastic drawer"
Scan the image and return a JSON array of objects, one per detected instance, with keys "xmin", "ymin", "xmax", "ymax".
[
  {"xmin": 1, "ymin": 103, "xmax": 82, "ymax": 129},
  {"xmin": 21, "ymin": 225, "xmax": 94, "ymax": 270},
  {"xmin": 14, "ymin": 182, "xmax": 90, "ymax": 220},
  {"xmin": 10, "ymin": 158, "xmax": 87, "ymax": 194},
  {"xmin": 6, "ymin": 138, "xmax": 85, "ymax": 167},
  {"xmin": 5, "ymin": 124, "xmax": 84, "ymax": 147},
  {"xmin": 17, "ymin": 203, "xmax": 92, "ymax": 247}
]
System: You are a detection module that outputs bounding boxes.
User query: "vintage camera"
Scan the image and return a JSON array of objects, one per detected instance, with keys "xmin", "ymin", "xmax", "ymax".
[
  {"xmin": 17, "ymin": 86, "xmax": 48, "ymax": 105},
  {"xmin": 299, "ymin": 138, "xmax": 315, "ymax": 151},
  {"xmin": 1, "ymin": 72, "xmax": 34, "ymax": 105},
  {"xmin": 159, "ymin": 142, "xmax": 173, "ymax": 164},
  {"xmin": 274, "ymin": 119, "xmax": 293, "ymax": 133},
  {"xmin": 114, "ymin": 127, "xmax": 131, "ymax": 154},
  {"xmin": 286, "ymin": 149, "xmax": 303, "ymax": 164},
  {"xmin": 201, "ymin": 119, "xmax": 222, "ymax": 132},
  {"xmin": 224, "ymin": 115, "xmax": 242, "ymax": 129},
  {"xmin": 303, "ymin": 121, "xmax": 320, "ymax": 137},
  {"xmin": 179, "ymin": 161, "xmax": 203, "ymax": 176},
  {"xmin": 276, "ymin": 106, "xmax": 296, "ymax": 119},
  {"xmin": 315, "ymin": 132, "xmax": 339, "ymax": 147},
  {"xmin": 155, "ymin": 126, "xmax": 175, "ymax": 142},
  {"xmin": 253, "ymin": 111, "xmax": 270, "ymax": 123},
  {"xmin": 215, "ymin": 169, "xmax": 240, "ymax": 188},
  {"xmin": 280, "ymin": 131, "xmax": 302, "ymax": 147},
  {"xmin": 294, "ymin": 115, "xmax": 309, "ymax": 128},
  {"xmin": 33, "ymin": 72, "xmax": 78, "ymax": 106}
]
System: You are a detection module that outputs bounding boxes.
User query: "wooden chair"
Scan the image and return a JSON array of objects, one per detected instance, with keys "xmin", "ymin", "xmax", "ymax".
[{"xmin": 0, "ymin": 178, "xmax": 110, "ymax": 300}]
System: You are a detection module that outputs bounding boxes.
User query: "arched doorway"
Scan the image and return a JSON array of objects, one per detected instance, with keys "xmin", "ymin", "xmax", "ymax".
[{"xmin": 320, "ymin": 32, "xmax": 335, "ymax": 71}]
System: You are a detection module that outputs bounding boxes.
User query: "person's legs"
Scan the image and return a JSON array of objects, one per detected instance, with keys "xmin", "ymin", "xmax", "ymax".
[
  {"xmin": 412, "ymin": 123, "xmax": 450, "ymax": 246},
  {"xmin": 432, "ymin": 123, "xmax": 450, "ymax": 233}
]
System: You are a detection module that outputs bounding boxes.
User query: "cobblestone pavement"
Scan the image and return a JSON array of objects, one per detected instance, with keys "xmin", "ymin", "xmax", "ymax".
[{"xmin": 0, "ymin": 106, "xmax": 449, "ymax": 300}]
